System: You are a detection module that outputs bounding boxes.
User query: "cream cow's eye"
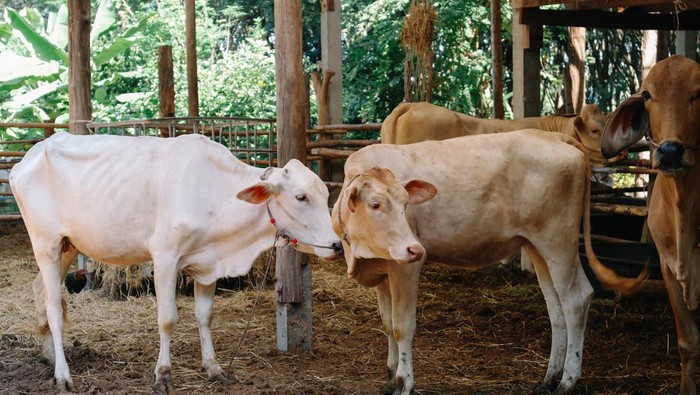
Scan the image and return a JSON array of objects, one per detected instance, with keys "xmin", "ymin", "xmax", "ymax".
[{"xmin": 369, "ymin": 201, "xmax": 381, "ymax": 210}]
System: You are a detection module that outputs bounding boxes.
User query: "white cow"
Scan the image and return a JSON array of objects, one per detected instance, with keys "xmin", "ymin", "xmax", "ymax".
[
  {"xmin": 10, "ymin": 132, "xmax": 343, "ymax": 393},
  {"xmin": 332, "ymin": 130, "xmax": 646, "ymax": 395}
]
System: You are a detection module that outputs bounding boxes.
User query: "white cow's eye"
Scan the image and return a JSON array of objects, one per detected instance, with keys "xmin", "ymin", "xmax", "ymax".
[{"xmin": 295, "ymin": 194, "xmax": 307, "ymax": 202}]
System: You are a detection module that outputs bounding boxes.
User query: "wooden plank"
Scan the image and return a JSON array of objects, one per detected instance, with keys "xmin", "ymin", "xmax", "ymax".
[
  {"xmin": 491, "ymin": 0, "xmax": 504, "ymax": 118},
  {"xmin": 312, "ymin": 123, "xmax": 382, "ymax": 131},
  {"xmin": 158, "ymin": 46, "xmax": 176, "ymax": 138},
  {"xmin": 512, "ymin": 7, "xmax": 542, "ymax": 118},
  {"xmin": 68, "ymin": 0, "xmax": 92, "ymax": 135},
  {"xmin": 520, "ymin": 7, "xmax": 700, "ymax": 30},
  {"xmin": 310, "ymin": 147, "xmax": 355, "ymax": 159},
  {"xmin": 591, "ymin": 203, "xmax": 648, "ymax": 216},
  {"xmin": 513, "ymin": 0, "xmax": 677, "ymax": 9},
  {"xmin": 0, "ymin": 151, "xmax": 26, "ymax": 157},
  {"xmin": 0, "ymin": 123, "xmax": 68, "ymax": 129},
  {"xmin": 307, "ymin": 139, "xmax": 376, "ymax": 149},
  {"xmin": 0, "ymin": 215, "xmax": 22, "ymax": 221}
]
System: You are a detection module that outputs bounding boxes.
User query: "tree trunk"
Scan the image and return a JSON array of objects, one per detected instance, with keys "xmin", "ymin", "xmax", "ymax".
[
  {"xmin": 565, "ymin": 27, "xmax": 585, "ymax": 114},
  {"xmin": 491, "ymin": 0, "xmax": 504, "ymax": 119}
]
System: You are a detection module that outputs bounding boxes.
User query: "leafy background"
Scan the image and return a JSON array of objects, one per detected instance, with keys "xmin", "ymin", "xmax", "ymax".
[{"xmin": 0, "ymin": 0, "xmax": 676, "ymax": 142}]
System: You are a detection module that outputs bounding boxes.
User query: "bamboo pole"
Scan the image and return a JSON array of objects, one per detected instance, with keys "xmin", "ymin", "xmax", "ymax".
[
  {"xmin": 310, "ymin": 148, "xmax": 354, "ymax": 158},
  {"xmin": 312, "ymin": 123, "xmax": 382, "ymax": 131},
  {"xmin": 0, "ymin": 123, "xmax": 69, "ymax": 129},
  {"xmin": 307, "ymin": 139, "xmax": 376, "ymax": 149},
  {"xmin": 590, "ymin": 203, "xmax": 648, "ymax": 217}
]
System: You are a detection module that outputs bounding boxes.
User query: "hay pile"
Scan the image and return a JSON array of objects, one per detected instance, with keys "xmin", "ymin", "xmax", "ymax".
[
  {"xmin": 0, "ymin": 222, "xmax": 687, "ymax": 394},
  {"xmin": 400, "ymin": 0, "xmax": 437, "ymax": 102}
]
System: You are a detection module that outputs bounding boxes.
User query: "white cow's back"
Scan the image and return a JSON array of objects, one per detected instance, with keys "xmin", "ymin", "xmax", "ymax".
[{"xmin": 10, "ymin": 133, "xmax": 261, "ymax": 269}]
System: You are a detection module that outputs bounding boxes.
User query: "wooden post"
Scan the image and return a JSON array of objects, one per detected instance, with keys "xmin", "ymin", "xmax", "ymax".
[
  {"xmin": 44, "ymin": 119, "xmax": 55, "ymax": 139},
  {"xmin": 68, "ymin": 0, "xmax": 91, "ymax": 135},
  {"xmin": 512, "ymin": 6, "xmax": 542, "ymax": 118},
  {"xmin": 675, "ymin": 31, "xmax": 698, "ymax": 61},
  {"xmin": 274, "ymin": 0, "xmax": 312, "ymax": 352},
  {"xmin": 321, "ymin": 0, "xmax": 345, "ymax": 200},
  {"xmin": 185, "ymin": 0, "xmax": 199, "ymax": 117},
  {"xmin": 311, "ymin": 69, "xmax": 335, "ymax": 180},
  {"xmin": 491, "ymin": 0, "xmax": 504, "ymax": 119},
  {"xmin": 158, "ymin": 45, "xmax": 175, "ymax": 137},
  {"xmin": 512, "ymin": 5, "xmax": 541, "ymax": 273}
]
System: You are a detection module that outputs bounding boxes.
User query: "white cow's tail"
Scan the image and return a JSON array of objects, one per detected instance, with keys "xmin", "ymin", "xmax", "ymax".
[{"xmin": 582, "ymin": 160, "xmax": 649, "ymax": 296}]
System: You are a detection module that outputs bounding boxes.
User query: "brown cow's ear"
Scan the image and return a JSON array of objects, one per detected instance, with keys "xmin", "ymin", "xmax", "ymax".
[
  {"xmin": 347, "ymin": 186, "xmax": 360, "ymax": 213},
  {"xmin": 601, "ymin": 94, "xmax": 649, "ymax": 159},
  {"xmin": 403, "ymin": 180, "xmax": 437, "ymax": 205},
  {"xmin": 236, "ymin": 182, "xmax": 280, "ymax": 204},
  {"xmin": 573, "ymin": 116, "xmax": 584, "ymax": 133}
]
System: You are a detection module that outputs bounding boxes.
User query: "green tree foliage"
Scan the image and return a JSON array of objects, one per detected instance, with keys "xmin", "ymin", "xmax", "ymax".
[{"xmin": 0, "ymin": 0, "xmax": 648, "ymax": 135}]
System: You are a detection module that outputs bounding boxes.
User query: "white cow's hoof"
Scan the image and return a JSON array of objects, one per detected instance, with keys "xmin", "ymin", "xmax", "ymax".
[
  {"xmin": 153, "ymin": 373, "xmax": 175, "ymax": 395},
  {"xmin": 55, "ymin": 377, "xmax": 76, "ymax": 393}
]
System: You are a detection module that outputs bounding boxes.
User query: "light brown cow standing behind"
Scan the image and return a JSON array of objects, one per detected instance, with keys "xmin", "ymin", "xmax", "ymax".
[
  {"xmin": 332, "ymin": 129, "xmax": 646, "ymax": 395},
  {"xmin": 601, "ymin": 54, "xmax": 700, "ymax": 395},
  {"xmin": 381, "ymin": 102, "xmax": 613, "ymax": 166}
]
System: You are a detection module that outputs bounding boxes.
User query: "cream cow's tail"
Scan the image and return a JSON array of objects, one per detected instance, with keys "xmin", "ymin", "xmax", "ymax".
[
  {"xmin": 379, "ymin": 103, "xmax": 413, "ymax": 144},
  {"xmin": 581, "ymin": 158, "xmax": 649, "ymax": 296}
]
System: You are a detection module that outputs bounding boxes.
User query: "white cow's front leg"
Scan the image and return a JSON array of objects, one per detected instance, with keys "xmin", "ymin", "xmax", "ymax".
[
  {"xmin": 386, "ymin": 262, "xmax": 422, "ymax": 395},
  {"xmin": 153, "ymin": 260, "xmax": 179, "ymax": 395},
  {"xmin": 194, "ymin": 281, "xmax": 229, "ymax": 383},
  {"xmin": 376, "ymin": 279, "xmax": 398, "ymax": 394}
]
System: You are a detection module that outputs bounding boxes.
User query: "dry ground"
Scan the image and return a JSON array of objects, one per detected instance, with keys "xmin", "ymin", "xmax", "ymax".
[{"xmin": 0, "ymin": 221, "xmax": 686, "ymax": 394}]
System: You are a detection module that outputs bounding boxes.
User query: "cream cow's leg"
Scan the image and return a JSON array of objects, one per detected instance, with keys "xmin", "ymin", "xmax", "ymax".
[
  {"xmin": 549, "ymin": 254, "xmax": 593, "ymax": 395},
  {"xmin": 376, "ymin": 278, "xmax": 398, "ymax": 394},
  {"xmin": 525, "ymin": 244, "xmax": 567, "ymax": 391},
  {"xmin": 153, "ymin": 257, "xmax": 179, "ymax": 395},
  {"xmin": 385, "ymin": 262, "xmax": 422, "ymax": 395},
  {"xmin": 661, "ymin": 262, "xmax": 699, "ymax": 395},
  {"xmin": 194, "ymin": 281, "xmax": 229, "ymax": 383},
  {"xmin": 34, "ymin": 241, "xmax": 77, "ymax": 393}
]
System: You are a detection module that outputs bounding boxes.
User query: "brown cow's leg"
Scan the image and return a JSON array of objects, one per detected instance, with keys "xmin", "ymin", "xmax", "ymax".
[
  {"xmin": 661, "ymin": 263, "xmax": 699, "ymax": 395},
  {"xmin": 385, "ymin": 262, "xmax": 422, "ymax": 395},
  {"xmin": 376, "ymin": 279, "xmax": 398, "ymax": 394}
]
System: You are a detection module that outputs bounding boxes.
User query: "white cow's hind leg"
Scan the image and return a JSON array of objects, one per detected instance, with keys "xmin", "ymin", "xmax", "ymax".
[
  {"xmin": 194, "ymin": 281, "xmax": 229, "ymax": 383},
  {"xmin": 33, "ymin": 272, "xmax": 55, "ymax": 365},
  {"xmin": 153, "ymin": 257, "xmax": 179, "ymax": 395},
  {"xmin": 525, "ymin": 245, "xmax": 567, "ymax": 391},
  {"xmin": 34, "ymin": 243, "xmax": 77, "ymax": 393},
  {"xmin": 376, "ymin": 279, "xmax": 398, "ymax": 394},
  {"xmin": 543, "ymin": 249, "xmax": 593, "ymax": 395}
]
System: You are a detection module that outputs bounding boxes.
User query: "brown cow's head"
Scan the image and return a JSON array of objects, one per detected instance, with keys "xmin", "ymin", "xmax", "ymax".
[
  {"xmin": 573, "ymin": 104, "xmax": 615, "ymax": 166},
  {"xmin": 332, "ymin": 167, "xmax": 436, "ymax": 277},
  {"xmin": 602, "ymin": 55, "xmax": 700, "ymax": 176}
]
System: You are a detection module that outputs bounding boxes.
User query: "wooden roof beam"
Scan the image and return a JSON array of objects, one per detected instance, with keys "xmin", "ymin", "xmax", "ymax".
[{"xmin": 520, "ymin": 7, "xmax": 700, "ymax": 30}]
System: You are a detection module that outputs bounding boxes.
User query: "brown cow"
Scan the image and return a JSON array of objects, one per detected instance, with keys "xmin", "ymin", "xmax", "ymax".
[
  {"xmin": 332, "ymin": 129, "xmax": 645, "ymax": 395},
  {"xmin": 381, "ymin": 102, "xmax": 613, "ymax": 166},
  {"xmin": 601, "ymin": 54, "xmax": 700, "ymax": 395}
]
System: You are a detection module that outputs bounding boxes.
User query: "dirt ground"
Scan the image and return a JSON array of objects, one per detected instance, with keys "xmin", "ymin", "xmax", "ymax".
[{"xmin": 0, "ymin": 221, "xmax": 686, "ymax": 394}]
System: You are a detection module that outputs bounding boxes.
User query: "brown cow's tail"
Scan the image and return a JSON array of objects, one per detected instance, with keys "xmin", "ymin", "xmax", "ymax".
[{"xmin": 582, "ymin": 160, "xmax": 649, "ymax": 296}]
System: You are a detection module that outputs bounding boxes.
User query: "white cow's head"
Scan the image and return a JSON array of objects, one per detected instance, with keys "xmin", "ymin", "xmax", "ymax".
[
  {"xmin": 237, "ymin": 159, "xmax": 343, "ymax": 260},
  {"xmin": 332, "ymin": 166, "xmax": 436, "ymax": 276}
]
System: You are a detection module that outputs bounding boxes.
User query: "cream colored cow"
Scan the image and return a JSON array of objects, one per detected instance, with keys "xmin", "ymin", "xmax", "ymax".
[
  {"xmin": 381, "ymin": 102, "xmax": 612, "ymax": 166},
  {"xmin": 333, "ymin": 130, "xmax": 646, "ymax": 395}
]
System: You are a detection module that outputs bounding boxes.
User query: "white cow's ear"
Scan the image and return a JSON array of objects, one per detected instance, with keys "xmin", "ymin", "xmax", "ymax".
[
  {"xmin": 236, "ymin": 182, "xmax": 281, "ymax": 204},
  {"xmin": 402, "ymin": 180, "xmax": 437, "ymax": 205}
]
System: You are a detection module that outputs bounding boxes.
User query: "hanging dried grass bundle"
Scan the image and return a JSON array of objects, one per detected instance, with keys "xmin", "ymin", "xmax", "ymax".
[{"xmin": 400, "ymin": 0, "xmax": 437, "ymax": 103}]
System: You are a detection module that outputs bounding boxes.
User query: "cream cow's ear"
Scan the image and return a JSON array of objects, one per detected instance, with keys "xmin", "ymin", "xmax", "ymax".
[
  {"xmin": 402, "ymin": 180, "xmax": 437, "ymax": 205},
  {"xmin": 601, "ymin": 94, "xmax": 648, "ymax": 159},
  {"xmin": 346, "ymin": 186, "xmax": 360, "ymax": 213},
  {"xmin": 236, "ymin": 182, "xmax": 280, "ymax": 204},
  {"xmin": 573, "ymin": 116, "xmax": 585, "ymax": 133}
]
